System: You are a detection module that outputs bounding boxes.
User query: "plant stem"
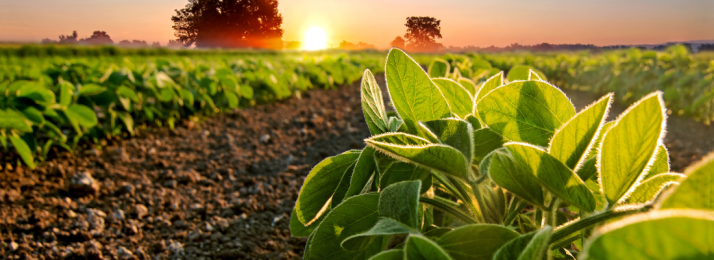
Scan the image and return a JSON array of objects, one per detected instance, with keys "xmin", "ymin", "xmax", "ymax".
[
  {"xmin": 549, "ymin": 204, "xmax": 653, "ymax": 244},
  {"xmin": 419, "ymin": 197, "xmax": 478, "ymax": 224},
  {"xmin": 447, "ymin": 176, "xmax": 484, "ymax": 222},
  {"xmin": 503, "ymin": 198, "xmax": 527, "ymax": 226}
]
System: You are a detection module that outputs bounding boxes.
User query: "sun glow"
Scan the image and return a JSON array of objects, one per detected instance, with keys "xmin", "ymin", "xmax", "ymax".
[{"xmin": 303, "ymin": 27, "xmax": 328, "ymax": 50}]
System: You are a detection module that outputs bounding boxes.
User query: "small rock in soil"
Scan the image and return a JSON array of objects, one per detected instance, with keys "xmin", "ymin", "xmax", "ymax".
[
  {"xmin": 133, "ymin": 204, "xmax": 148, "ymax": 219},
  {"xmin": 117, "ymin": 246, "xmax": 135, "ymax": 260},
  {"xmin": 69, "ymin": 170, "xmax": 100, "ymax": 196},
  {"xmin": 259, "ymin": 134, "xmax": 271, "ymax": 143}
]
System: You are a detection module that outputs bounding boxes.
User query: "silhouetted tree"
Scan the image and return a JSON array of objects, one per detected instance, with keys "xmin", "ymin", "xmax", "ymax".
[
  {"xmin": 80, "ymin": 31, "xmax": 113, "ymax": 45},
  {"xmin": 152, "ymin": 42, "xmax": 162, "ymax": 48},
  {"xmin": 339, "ymin": 41, "xmax": 376, "ymax": 50},
  {"xmin": 171, "ymin": 0, "xmax": 284, "ymax": 49},
  {"xmin": 403, "ymin": 16, "xmax": 442, "ymax": 52},
  {"xmin": 59, "ymin": 31, "xmax": 79, "ymax": 44},
  {"xmin": 390, "ymin": 36, "xmax": 405, "ymax": 49}
]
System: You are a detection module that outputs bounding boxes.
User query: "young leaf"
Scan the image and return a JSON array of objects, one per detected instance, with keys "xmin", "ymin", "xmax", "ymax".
[
  {"xmin": 599, "ymin": 92, "xmax": 665, "ymax": 206},
  {"xmin": 458, "ymin": 78, "xmax": 478, "ymax": 97},
  {"xmin": 386, "ymin": 49, "xmax": 451, "ymax": 134},
  {"xmin": 342, "ymin": 218, "xmax": 415, "ymax": 251},
  {"xmin": 379, "ymin": 180, "xmax": 422, "ymax": 228},
  {"xmin": 640, "ymin": 144, "xmax": 670, "ymax": 180},
  {"xmin": 432, "ymin": 78, "xmax": 473, "ymax": 118},
  {"xmin": 406, "ymin": 235, "xmax": 453, "ymax": 260},
  {"xmin": 379, "ymin": 161, "xmax": 432, "ymax": 192},
  {"xmin": 487, "ymin": 148, "xmax": 546, "ymax": 209},
  {"xmin": 624, "ymin": 173, "xmax": 683, "ymax": 204},
  {"xmin": 527, "ymin": 70, "xmax": 543, "ymax": 81},
  {"xmin": 366, "ymin": 133, "xmax": 470, "ymax": 179},
  {"xmin": 436, "ymin": 224, "xmax": 520, "ymax": 260},
  {"xmin": 59, "ymin": 81, "xmax": 74, "ymax": 107},
  {"xmin": 296, "ymin": 151, "xmax": 360, "ymax": 225},
  {"xmin": 346, "ymin": 147, "xmax": 378, "ymax": 198},
  {"xmin": 581, "ymin": 210, "xmax": 714, "ymax": 260},
  {"xmin": 505, "ymin": 143, "xmax": 596, "ymax": 212},
  {"xmin": 493, "ymin": 226, "xmax": 553, "ymax": 260},
  {"xmin": 660, "ymin": 152, "xmax": 714, "ymax": 210},
  {"xmin": 9, "ymin": 133, "xmax": 35, "ymax": 169},
  {"xmin": 477, "ymin": 80, "xmax": 575, "ymax": 147},
  {"xmin": 308, "ymin": 193, "xmax": 383, "ymax": 260},
  {"xmin": 474, "ymin": 71, "xmax": 503, "ymax": 104},
  {"xmin": 428, "ymin": 58, "xmax": 450, "ymax": 78},
  {"xmin": 549, "ymin": 94, "xmax": 612, "ymax": 171},
  {"xmin": 419, "ymin": 118, "xmax": 474, "ymax": 162},
  {"xmin": 361, "ymin": 69, "xmax": 390, "ymax": 135},
  {"xmin": 64, "ymin": 104, "xmax": 98, "ymax": 128},
  {"xmin": 472, "ymin": 128, "xmax": 508, "ymax": 164}
]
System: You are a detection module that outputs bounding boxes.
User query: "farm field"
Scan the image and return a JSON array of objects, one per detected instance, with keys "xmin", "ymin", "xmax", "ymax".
[{"xmin": 2, "ymin": 46, "xmax": 714, "ymax": 259}]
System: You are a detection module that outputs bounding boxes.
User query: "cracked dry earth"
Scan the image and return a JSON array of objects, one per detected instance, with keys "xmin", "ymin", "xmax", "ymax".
[{"xmin": 1, "ymin": 75, "xmax": 713, "ymax": 260}]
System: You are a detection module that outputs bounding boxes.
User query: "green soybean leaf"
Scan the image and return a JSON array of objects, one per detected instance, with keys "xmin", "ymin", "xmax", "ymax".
[
  {"xmin": 21, "ymin": 107, "xmax": 44, "ymax": 126},
  {"xmin": 332, "ymin": 162, "xmax": 358, "ymax": 207},
  {"xmin": 464, "ymin": 114, "xmax": 481, "ymax": 130},
  {"xmin": 296, "ymin": 151, "xmax": 360, "ymax": 225},
  {"xmin": 379, "ymin": 162, "xmax": 432, "ymax": 192},
  {"xmin": 386, "ymin": 49, "xmax": 451, "ymax": 135},
  {"xmin": 472, "ymin": 128, "xmax": 508, "ymax": 164},
  {"xmin": 419, "ymin": 118, "xmax": 474, "ymax": 162},
  {"xmin": 16, "ymin": 83, "xmax": 55, "ymax": 103},
  {"xmin": 59, "ymin": 81, "xmax": 74, "ymax": 107},
  {"xmin": 428, "ymin": 58, "xmax": 450, "ymax": 78},
  {"xmin": 64, "ymin": 104, "xmax": 98, "ymax": 128},
  {"xmin": 224, "ymin": 91, "xmax": 239, "ymax": 108},
  {"xmin": 290, "ymin": 207, "xmax": 323, "ymax": 237},
  {"xmin": 342, "ymin": 218, "xmax": 415, "ymax": 251},
  {"xmin": 436, "ymin": 224, "xmax": 519, "ymax": 260},
  {"xmin": 575, "ymin": 156, "xmax": 598, "ymax": 181},
  {"xmin": 507, "ymin": 65, "xmax": 546, "ymax": 82},
  {"xmin": 625, "ymin": 173, "xmax": 683, "ymax": 204},
  {"xmin": 599, "ymin": 92, "xmax": 665, "ymax": 205},
  {"xmin": 587, "ymin": 121, "xmax": 615, "ymax": 158},
  {"xmin": 528, "ymin": 70, "xmax": 543, "ymax": 81},
  {"xmin": 117, "ymin": 111, "xmax": 135, "ymax": 136},
  {"xmin": 369, "ymin": 249, "xmax": 404, "ymax": 260},
  {"xmin": 477, "ymin": 80, "xmax": 575, "ymax": 147},
  {"xmin": 493, "ymin": 226, "xmax": 553, "ymax": 260},
  {"xmin": 549, "ymin": 94, "xmax": 612, "ymax": 171},
  {"xmin": 117, "ymin": 86, "xmax": 138, "ymax": 102},
  {"xmin": 406, "ymin": 235, "xmax": 452, "ymax": 260},
  {"xmin": 487, "ymin": 148, "xmax": 546, "ymax": 208},
  {"xmin": 582, "ymin": 210, "xmax": 714, "ymax": 260},
  {"xmin": 308, "ymin": 193, "xmax": 383, "ymax": 260},
  {"xmin": 379, "ymin": 180, "xmax": 422, "ymax": 228},
  {"xmin": 505, "ymin": 143, "xmax": 596, "ymax": 212},
  {"xmin": 361, "ymin": 69, "xmax": 389, "ymax": 135},
  {"xmin": 78, "ymin": 84, "xmax": 106, "ymax": 96},
  {"xmin": 641, "ymin": 144, "xmax": 670, "ymax": 180},
  {"xmin": 346, "ymin": 147, "xmax": 378, "ymax": 198},
  {"xmin": 474, "ymin": 71, "xmax": 503, "ymax": 104},
  {"xmin": 366, "ymin": 133, "xmax": 470, "ymax": 179},
  {"xmin": 458, "ymin": 78, "xmax": 478, "ymax": 97},
  {"xmin": 432, "ymin": 78, "xmax": 473, "ymax": 118},
  {"xmin": 239, "ymin": 84, "xmax": 253, "ymax": 99},
  {"xmin": 368, "ymin": 132, "xmax": 431, "ymax": 146},
  {"xmin": 660, "ymin": 152, "xmax": 714, "ymax": 210},
  {"xmin": 9, "ymin": 133, "xmax": 35, "ymax": 169}
]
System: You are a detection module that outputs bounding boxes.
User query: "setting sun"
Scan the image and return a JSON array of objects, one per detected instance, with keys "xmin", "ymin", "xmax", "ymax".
[{"xmin": 303, "ymin": 27, "xmax": 328, "ymax": 50}]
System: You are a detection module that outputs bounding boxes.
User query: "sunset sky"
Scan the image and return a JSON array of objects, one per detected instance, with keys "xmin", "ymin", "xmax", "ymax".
[{"xmin": 0, "ymin": 0, "xmax": 712, "ymax": 48}]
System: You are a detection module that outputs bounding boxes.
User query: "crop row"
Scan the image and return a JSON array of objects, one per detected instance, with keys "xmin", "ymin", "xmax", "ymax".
[
  {"xmin": 0, "ymin": 52, "xmax": 385, "ymax": 168},
  {"xmin": 429, "ymin": 45, "xmax": 714, "ymax": 124},
  {"xmin": 293, "ymin": 48, "xmax": 714, "ymax": 260}
]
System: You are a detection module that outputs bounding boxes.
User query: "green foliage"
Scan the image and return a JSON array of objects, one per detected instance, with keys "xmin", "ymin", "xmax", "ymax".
[
  {"xmin": 293, "ymin": 49, "xmax": 714, "ymax": 259},
  {"xmin": 0, "ymin": 50, "xmax": 384, "ymax": 167}
]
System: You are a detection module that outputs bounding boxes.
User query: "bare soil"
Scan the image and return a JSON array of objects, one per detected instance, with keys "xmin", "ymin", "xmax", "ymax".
[{"xmin": 1, "ymin": 77, "xmax": 712, "ymax": 259}]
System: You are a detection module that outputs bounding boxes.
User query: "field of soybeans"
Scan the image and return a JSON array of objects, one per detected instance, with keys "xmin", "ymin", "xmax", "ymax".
[{"xmin": 1, "ymin": 44, "xmax": 713, "ymax": 259}]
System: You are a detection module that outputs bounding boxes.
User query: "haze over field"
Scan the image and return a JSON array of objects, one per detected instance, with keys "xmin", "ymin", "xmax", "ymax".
[{"xmin": 0, "ymin": 0, "xmax": 712, "ymax": 48}]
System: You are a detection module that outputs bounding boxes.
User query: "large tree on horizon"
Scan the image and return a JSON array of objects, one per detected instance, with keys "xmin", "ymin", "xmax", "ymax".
[
  {"xmin": 171, "ymin": 0, "xmax": 284, "ymax": 49},
  {"xmin": 403, "ymin": 16, "xmax": 442, "ymax": 52}
]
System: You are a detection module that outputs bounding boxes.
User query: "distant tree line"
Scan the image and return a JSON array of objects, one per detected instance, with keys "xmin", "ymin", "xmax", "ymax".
[{"xmin": 41, "ymin": 31, "xmax": 185, "ymax": 48}]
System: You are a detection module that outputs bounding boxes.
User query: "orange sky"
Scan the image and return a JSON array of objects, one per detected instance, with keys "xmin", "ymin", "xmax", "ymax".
[{"xmin": 0, "ymin": 0, "xmax": 712, "ymax": 48}]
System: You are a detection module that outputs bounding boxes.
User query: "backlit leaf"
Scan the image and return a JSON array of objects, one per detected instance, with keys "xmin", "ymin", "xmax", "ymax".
[
  {"xmin": 493, "ymin": 226, "xmax": 553, "ymax": 260},
  {"xmin": 660, "ymin": 152, "xmax": 714, "ymax": 210},
  {"xmin": 361, "ymin": 69, "xmax": 389, "ymax": 135},
  {"xmin": 625, "ymin": 173, "xmax": 683, "ymax": 204},
  {"xmin": 428, "ymin": 58, "xmax": 450, "ymax": 78},
  {"xmin": 432, "ymin": 78, "xmax": 473, "ymax": 118}
]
